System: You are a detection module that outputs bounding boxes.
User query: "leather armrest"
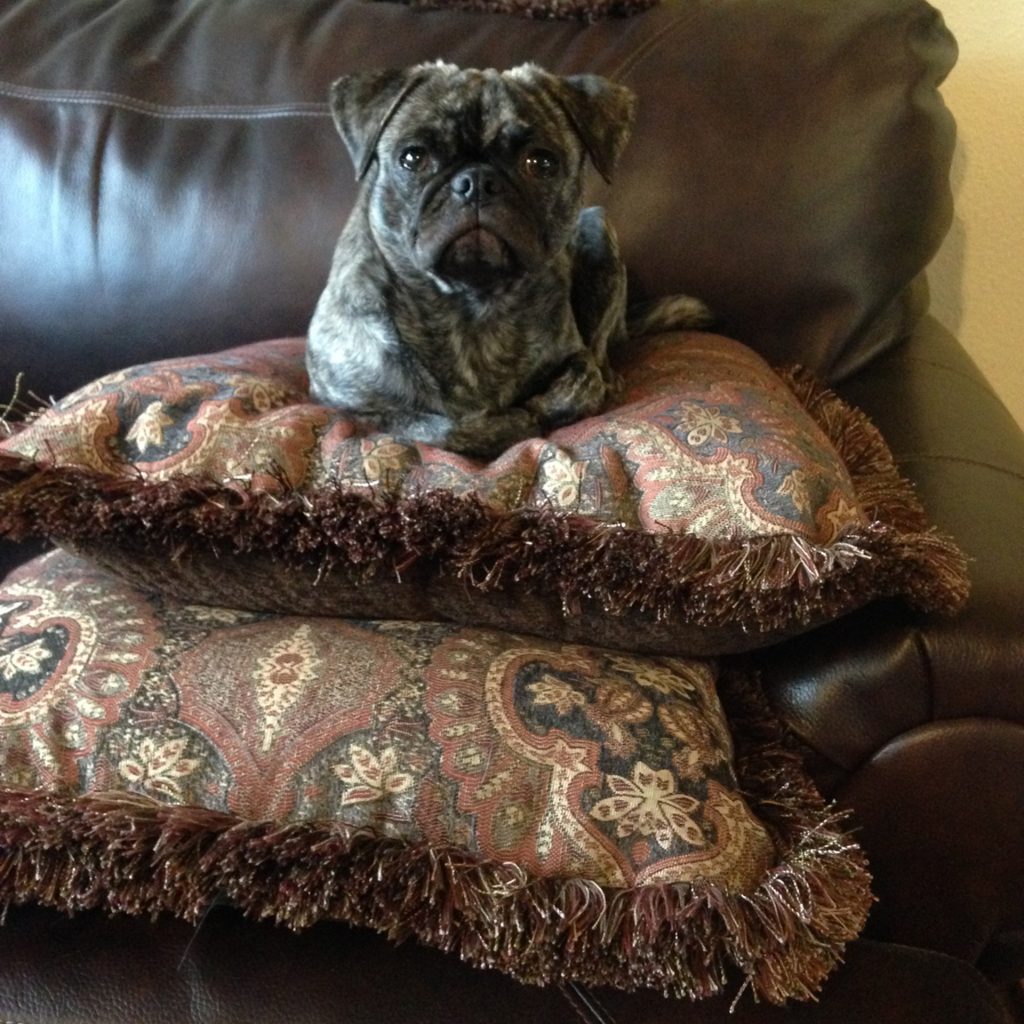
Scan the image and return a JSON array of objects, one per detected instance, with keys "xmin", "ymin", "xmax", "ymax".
[
  {"xmin": 841, "ymin": 314, "xmax": 1024, "ymax": 719},
  {"xmin": 760, "ymin": 314, "xmax": 1024, "ymax": 759},
  {"xmin": 756, "ymin": 314, "xmax": 1024, "ymax": 961}
]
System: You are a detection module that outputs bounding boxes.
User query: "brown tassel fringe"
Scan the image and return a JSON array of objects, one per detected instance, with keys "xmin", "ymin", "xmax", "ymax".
[
  {"xmin": 377, "ymin": 0, "xmax": 659, "ymax": 22},
  {"xmin": 0, "ymin": 669, "xmax": 872, "ymax": 1005},
  {"xmin": 0, "ymin": 367, "xmax": 969, "ymax": 636}
]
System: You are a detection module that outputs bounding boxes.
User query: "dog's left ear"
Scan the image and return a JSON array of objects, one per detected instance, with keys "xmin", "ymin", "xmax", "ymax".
[
  {"xmin": 512, "ymin": 67, "xmax": 637, "ymax": 184},
  {"xmin": 328, "ymin": 68, "xmax": 429, "ymax": 181},
  {"xmin": 555, "ymin": 75, "xmax": 637, "ymax": 183}
]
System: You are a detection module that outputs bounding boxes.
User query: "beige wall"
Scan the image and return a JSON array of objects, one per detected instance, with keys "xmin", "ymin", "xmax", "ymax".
[{"xmin": 927, "ymin": 0, "xmax": 1024, "ymax": 427}]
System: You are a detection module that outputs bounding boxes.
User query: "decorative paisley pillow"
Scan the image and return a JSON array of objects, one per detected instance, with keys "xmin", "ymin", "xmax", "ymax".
[
  {"xmin": 0, "ymin": 550, "xmax": 871, "ymax": 1004},
  {"xmin": 0, "ymin": 331, "xmax": 968, "ymax": 654}
]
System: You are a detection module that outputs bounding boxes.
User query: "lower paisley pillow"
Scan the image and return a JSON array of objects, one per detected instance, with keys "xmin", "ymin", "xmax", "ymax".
[
  {"xmin": 0, "ymin": 331, "xmax": 969, "ymax": 655},
  {"xmin": 0, "ymin": 550, "xmax": 872, "ymax": 1004}
]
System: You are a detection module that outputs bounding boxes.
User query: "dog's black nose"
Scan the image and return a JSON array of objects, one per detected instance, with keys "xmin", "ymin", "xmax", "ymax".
[{"xmin": 451, "ymin": 165, "xmax": 502, "ymax": 204}]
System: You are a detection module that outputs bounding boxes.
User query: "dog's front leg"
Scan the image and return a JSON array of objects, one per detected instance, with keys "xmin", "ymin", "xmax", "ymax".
[
  {"xmin": 524, "ymin": 351, "xmax": 608, "ymax": 430},
  {"xmin": 444, "ymin": 407, "xmax": 543, "ymax": 460},
  {"xmin": 445, "ymin": 353, "xmax": 607, "ymax": 458},
  {"xmin": 570, "ymin": 207, "xmax": 628, "ymax": 377}
]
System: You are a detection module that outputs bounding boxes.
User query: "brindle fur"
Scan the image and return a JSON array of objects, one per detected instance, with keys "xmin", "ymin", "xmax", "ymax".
[{"xmin": 307, "ymin": 62, "xmax": 708, "ymax": 459}]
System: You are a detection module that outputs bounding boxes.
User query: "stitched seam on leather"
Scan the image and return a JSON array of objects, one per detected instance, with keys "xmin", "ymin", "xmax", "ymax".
[
  {"xmin": 854, "ymin": 355, "xmax": 1008, "ymax": 406},
  {"xmin": 911, "ymin": 628, "xmax": 937, "ymax": 723},
  {"xmin": 840, "ymin": 718, "xmax": 1024, "ymax": 788},
  {"xmin": 869, "ymin": 353, "xmax": 1004, "ymax": 393},
  {"xmin": 606, "ymin": 9, "xmax": 700, "ymax": 81},
  {"xmin": 0, "ymin": 80, "xmax": 330, "ymax": 120},
  {"xmin": 895, "ymin": 453, "xmax": 1024, "ymax": 482}
]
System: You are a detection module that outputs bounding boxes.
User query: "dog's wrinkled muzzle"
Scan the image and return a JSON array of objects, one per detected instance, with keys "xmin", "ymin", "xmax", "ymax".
[{"xmin": 438, "ymin": 226, "xmax": 515, "ymax": 284}]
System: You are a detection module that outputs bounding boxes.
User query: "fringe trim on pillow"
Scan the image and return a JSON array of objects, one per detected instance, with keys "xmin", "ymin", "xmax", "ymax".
[
  {"xmin": 0, "ymin": 367, "xmax": 969, "ymax": 634},
  {"xmin": 0, "ymin": 669, "xmax": 872, "ymax": 1006},
  {"xmin": 375, "ymin": 0, "xmax": 658, "ymax": 22}
]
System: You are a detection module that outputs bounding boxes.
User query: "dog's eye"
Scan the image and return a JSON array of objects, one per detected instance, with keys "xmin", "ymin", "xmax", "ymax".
[
  {"xmin": 399, "ymin": 146, "xmax": 429, "ymax": 172},
  {"xmin": 523, "ymin": 148, "xmax": 560, "ymax": 179}
]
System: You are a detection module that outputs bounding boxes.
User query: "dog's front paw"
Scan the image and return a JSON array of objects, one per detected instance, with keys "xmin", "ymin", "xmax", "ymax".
[
  {"xmin": 444, "ymin": 408, "xmax": 542, "ymax": 460},
  {"xmin": 526, "ymin": 352, "xmax": 608, "ymax": 430}
]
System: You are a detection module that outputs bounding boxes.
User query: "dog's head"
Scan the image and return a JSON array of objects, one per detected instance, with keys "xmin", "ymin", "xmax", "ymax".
[{"xmin": 328, "ymin": 62, "xmax": 635, "ymax": 292}]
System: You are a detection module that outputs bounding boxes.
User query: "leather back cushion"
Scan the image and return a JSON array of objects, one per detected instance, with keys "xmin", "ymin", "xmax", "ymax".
[{"xmin": 0, "ymin": 0, "xmax": 956, "ymax": 405}]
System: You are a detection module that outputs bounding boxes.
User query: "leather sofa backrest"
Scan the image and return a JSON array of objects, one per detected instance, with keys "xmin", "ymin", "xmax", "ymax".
[{"xmin": 0, "ymin": 0, "xmax": 957, "ymax": 407}]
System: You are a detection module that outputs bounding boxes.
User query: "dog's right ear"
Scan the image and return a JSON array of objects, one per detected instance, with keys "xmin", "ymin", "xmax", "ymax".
[{"xmin": 328, "ymin": 69, "xmax": 427, "ymax": 181}]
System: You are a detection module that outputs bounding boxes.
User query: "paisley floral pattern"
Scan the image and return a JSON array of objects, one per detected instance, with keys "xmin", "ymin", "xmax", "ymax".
[
  {"xmin": 1, "ymin": 332, "xmax": 864, "ymax": 542},
  {"xmin": 0, "ymin": 550, "xmax": 774, "ymax": 891},
  {"xmin": 0, "ymin": 567, "xmax": 157, "ymax": 788},
  {"xmin": 0, "ymin": 551, "xmax": 876, "ymax": 1003},
  {"xmin": 0, "ymin": 332, "xmax": 970, "ymax": 657}
]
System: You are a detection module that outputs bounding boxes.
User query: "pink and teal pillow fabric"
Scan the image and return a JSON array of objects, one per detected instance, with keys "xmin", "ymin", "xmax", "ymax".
[
  {"xmin": 0, "ymin": 550, "xmax": 872, "ymax": 1003},
  {"xmin": 0, "ymin": 331, "xmax": 968, "ymax": 654}
]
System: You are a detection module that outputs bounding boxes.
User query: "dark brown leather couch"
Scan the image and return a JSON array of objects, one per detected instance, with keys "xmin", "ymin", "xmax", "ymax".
[{"xmin": 1, "ymin": 0, "xmax": 1022, "ymax": 1020}]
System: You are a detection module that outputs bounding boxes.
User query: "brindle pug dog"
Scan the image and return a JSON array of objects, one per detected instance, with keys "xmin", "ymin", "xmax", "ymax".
[{"xmin": 307, "ymin": 61, "xmax": 709, "ymax": 459}]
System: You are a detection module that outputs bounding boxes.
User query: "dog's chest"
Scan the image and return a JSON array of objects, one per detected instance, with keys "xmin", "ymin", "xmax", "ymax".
[
  {"xmin": 444, "ymin": 320, "xmax": 539, "ymax": 407},
  {"xmin": 398, "ymin": 290, "xmax": 579, "ymax": 413}
]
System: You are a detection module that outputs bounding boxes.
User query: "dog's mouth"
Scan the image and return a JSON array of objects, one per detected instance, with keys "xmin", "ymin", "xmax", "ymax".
[{"xmin": 436, "ymin": 226, "xmax": 518, "ymax": 288}]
